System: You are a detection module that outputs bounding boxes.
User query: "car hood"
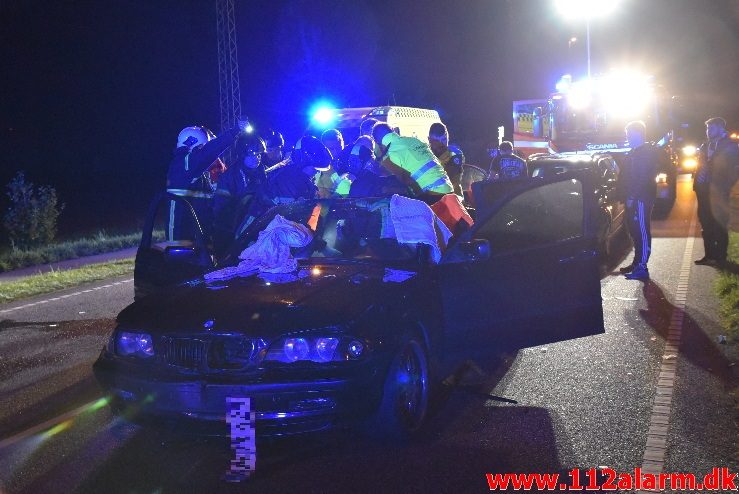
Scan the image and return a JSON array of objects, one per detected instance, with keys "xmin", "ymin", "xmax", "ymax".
[{"xmin": 119, "ymin": 263, "xmax": 417, "ymax": 338}]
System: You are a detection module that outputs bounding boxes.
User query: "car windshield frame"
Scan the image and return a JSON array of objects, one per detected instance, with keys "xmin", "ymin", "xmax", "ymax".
[{"xmin": 229, "ymin": 197, "xmax": 422, "ymax": 266}]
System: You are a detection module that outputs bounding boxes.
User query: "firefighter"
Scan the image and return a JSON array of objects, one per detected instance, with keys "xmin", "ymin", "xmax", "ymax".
[
  {"xmin": 231, "ymin": 136, "xmax": 325, "ymax": 238},
  {"xmin": 620, "ymin": 121, "xmax": 659, "ymax": 281},
  {"xmin": 212, "ymin": 133, "xmax": 267, "ymax": 255},
  {"xmin": 263, "ymin": 130, "xmax": 286, "ymax": 169},
  {"xmin": 371, "ymin": 123, "xmax": 453, "ymax": 202},
  {"xmin": 428, "ymin": 122, "xmax": 464, "ymax": 196},
  {"xmin": 694, "ymin": 117, "xmax": 739, "ymax": 266},
  {"xmin": 316, "ymin": 129, "xmax": 351, "ymax": 198},
  {"xmin": 165, "ymin": 121, "xmax": 246, "ymax": 241},
  {"xmin": 488, "ymin": 141, "xmax": 527, "ymax": 180}
]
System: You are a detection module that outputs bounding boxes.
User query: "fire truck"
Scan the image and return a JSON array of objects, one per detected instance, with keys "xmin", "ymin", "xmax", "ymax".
[{"xmin": 513, "ymin": 72, "xmax": 683, "ymax": 207}]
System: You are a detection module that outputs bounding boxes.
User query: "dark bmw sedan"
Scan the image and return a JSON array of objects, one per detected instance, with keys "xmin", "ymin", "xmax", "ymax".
[{"xmin": 94, "ymin": 170, "xmax": 605, "ymax": 437}]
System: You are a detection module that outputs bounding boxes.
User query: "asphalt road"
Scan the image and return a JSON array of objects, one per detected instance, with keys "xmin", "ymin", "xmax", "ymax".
[{"xmin": 0, "ymin": 176, "xmax": 736, "ymax": 493}]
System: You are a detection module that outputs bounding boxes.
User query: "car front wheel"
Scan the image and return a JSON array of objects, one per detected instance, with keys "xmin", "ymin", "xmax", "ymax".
[{"xmin": 372, "ymin": 337, "xmax": 431, "ymax": 438}]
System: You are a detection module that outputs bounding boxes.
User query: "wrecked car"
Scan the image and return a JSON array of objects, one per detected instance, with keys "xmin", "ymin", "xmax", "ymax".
[{"xmin": 94, "ymin": 170, "xmax": 605, "ymax": 437}]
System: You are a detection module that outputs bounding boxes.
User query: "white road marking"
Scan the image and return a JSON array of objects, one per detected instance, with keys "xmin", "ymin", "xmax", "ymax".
[
  {"xmin": 0, "ymin": 278, "xmax": 133, "ymax": 315},
  {"xmin": 636, "ymin": 200, "xmax": 698, "ymax": 493}
]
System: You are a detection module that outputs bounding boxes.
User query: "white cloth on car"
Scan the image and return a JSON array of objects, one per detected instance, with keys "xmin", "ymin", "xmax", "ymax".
[
  {"xmin": 389, "ymin": 194, "xmax": 452, "ymax": 263},
  {"xmin": 205, "ymin": 214, "xmax": 313, "ymax": 281}
]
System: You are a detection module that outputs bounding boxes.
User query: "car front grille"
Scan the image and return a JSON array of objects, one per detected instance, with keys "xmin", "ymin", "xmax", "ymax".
[
  {"xmin": 162, "ymin": 337, "xmax": 206, "ymax": 369},
  {"xmin": 160, "ymin": 336, "xmax": 265, "ymax": 371}
]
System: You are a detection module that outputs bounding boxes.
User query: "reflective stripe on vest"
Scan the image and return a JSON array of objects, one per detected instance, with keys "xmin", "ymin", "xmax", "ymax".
[
  {"xmin": 167, "ymin": 188, "xmax": 214, "ymax": 199},
  {"xmin": 411, "ymin": 160, "xmax": 453, "ymax": 193},
  {"xmin": 420, "ymin": 177, "xmax": 452, "ymax": 193}
]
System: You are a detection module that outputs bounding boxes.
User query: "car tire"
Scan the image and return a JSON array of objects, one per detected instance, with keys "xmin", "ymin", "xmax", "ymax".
[{"xmin": 368, "ymin": 336, "xmax": 431, "ymax": 439}]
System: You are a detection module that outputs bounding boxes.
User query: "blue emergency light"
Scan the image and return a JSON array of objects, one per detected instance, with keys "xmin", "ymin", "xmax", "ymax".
[{"xmin": 310, "ymin": 101, "xmax": 338, "ymax": 128}]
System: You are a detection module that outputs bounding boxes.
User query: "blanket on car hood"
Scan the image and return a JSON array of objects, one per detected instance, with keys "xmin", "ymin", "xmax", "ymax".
[
  {"xmin": 389, "ymin": 194, "xmax": 452, "ymax": 263},
  {"xmin": 204, "ymin": 214, "xmax": 313, "ymax": 281}
]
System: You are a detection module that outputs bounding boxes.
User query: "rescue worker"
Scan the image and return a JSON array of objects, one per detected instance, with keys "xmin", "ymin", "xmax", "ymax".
[
  {"xmin": 269, "ymin": 136, "xmax": 325, "ymax": 202},
  {"xmin": 165, "ymin": 121, "xmax": 247, "ymax": 241},
  {"xmin": 348, "ymin": 136, "xmax": 409, "ymax": 198},
  {"xmin": 317, "ymin": 128, "xmax": 351, "ymax": 198},
  {"xmin": 488, "ymin": 141, "xmax": 527, "ymax": 180},
  {"xmin": 263, "ymin": 130, "xmax": 287, "ymax": 169},
  {"xmin": 360, "ymin": 118, "xmax": 379, "ymax": 138},
  {"xmin": 694, "ymin": 117, "xmax": 739, "ymax": 266},
  {"xmin": 212, "ymin": 133, "xmax": 267, "ymax": 255},
  {"xmin": 232, "ymin": 136, "xmax": 324, "ymax": 237},
  {"xmin": 428, "ymin": 122, "xmax": 464, "ymax": 196},
  {"xmin": 371, "ymin": 123, "xmax": 453, "ymax": 202},
  {"xmin": 620, "ymin": 120, "xmax": 659, "ymax": 281}
]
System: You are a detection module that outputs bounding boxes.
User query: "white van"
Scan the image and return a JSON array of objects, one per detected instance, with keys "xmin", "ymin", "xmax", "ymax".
[{"xmin": 329, "ymin": 106, "xmax": 443, "ymax": 144}]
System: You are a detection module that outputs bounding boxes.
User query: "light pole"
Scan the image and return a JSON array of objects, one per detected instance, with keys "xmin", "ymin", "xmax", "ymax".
[{"xmin": 555, "ymin": 0, "xmax": 621, "ymax": 79}]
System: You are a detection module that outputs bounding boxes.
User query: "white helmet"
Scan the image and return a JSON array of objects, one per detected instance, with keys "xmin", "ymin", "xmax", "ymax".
[{"xmin": 176, "ymin": 126, "xmax": 214, "ymax": 149}]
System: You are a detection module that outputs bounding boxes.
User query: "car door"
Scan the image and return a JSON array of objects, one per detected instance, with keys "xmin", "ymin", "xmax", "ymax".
[
  {"xmin": 439, "ymin": 172, "xmax": 604, "ymax": 350},
  {"xmin": 598, "ymin": 157, "xmax": 625, "ymax": 238},
  {"xmin": 134, "ymin": 191, "xmax": 214, "ymax": 300}
]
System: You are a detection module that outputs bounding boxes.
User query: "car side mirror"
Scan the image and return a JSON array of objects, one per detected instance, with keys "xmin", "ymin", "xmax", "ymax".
[{"xmin": 458, "ymin": 239, "xmax": 491, "ymax": 261}]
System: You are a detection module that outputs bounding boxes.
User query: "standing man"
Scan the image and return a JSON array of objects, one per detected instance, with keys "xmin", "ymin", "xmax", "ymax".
[
  {"xmin": 694, "ymin": 117, "xmax": 739, "ymax": 266},
  {"xmin": 166, "ymin": 121, "xmax": 246, "ymax": 241},
  {"xmin": 372, "ymin": 123, "xmax": 453, "ymax": 202},
  {"xmin": 429, "ymin": 122, "xmax": 464, "ymax": 196},
  {"xmin": 488, "ymin": 141, "xmax": 527, "ymax": 180},
  {"xmin": 620, "ymin": 121, "xmax": 659, "ymax": 281}
]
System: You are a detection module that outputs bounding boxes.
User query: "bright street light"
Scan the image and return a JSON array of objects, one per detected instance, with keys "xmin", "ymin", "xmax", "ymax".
[
  {"xmin": 555, "ymin": 0, "xmax": 622, "ymax": 78},
  {"xmin": 555, "ymin": 0, "xmax": 620, "ymax": 19}
]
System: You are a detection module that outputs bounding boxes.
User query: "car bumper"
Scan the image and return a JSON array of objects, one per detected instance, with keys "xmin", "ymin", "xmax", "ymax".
[{"xmin": 93, "ymin": 354, "xmax": 385, "ymax": 436}]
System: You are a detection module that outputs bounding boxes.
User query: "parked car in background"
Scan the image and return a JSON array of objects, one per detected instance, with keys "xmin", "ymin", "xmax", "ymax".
[
  {"xmin": 526, "ymin": 153, "xmax": 626, "ymax": 266},
  {"xmin": 96, "ymin": 171, "xmax": 605, "ymax": 438}
]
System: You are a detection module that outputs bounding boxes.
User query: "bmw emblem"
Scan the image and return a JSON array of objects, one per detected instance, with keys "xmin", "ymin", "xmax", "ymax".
[{"xmin": 203, "ymin": 319, "xmax": 215, "ymax": 330}]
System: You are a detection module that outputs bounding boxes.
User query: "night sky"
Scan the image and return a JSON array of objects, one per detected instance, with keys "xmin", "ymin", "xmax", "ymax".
[{"xmin": 2, "ymin": 0, "xmax": 739, "ymax": 236}]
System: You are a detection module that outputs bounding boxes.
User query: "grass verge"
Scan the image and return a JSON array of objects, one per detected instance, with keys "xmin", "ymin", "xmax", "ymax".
[
  {"xmin": 0, "ymin": 259, "xmax": 134, "ymax": 303},
  {"xmin": 0, "ymin": 230, "xmax": 162, "ymax": 273},
  {"xmin": 716, "ymin": 232, "xmax": 739, "ymax": 341}
]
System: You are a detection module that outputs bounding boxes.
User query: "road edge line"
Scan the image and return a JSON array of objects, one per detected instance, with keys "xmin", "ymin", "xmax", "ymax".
[{"xmin": 636, "ymin": 200, "xmax": 698, "ymax": 493}]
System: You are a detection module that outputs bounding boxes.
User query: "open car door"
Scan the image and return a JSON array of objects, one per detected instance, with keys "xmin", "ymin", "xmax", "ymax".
[
  {"xmin": 134, "ymin": 192, "xmax": 214, "ymax": 300},
  {"xmin": 438, "ymin": 171, "xmax": 604, "ymax": 350}
]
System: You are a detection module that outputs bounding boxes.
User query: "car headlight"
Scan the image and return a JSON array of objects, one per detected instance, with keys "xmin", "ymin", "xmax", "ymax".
[
  {"xmin": 655, "ymin": 173, "xmax": 668, "ymax": 184},
  {"xmin": 682, "ymin": 145, "xmax": 697, "ymax": 156},
  {"xmin": 264, "ymin": 335, "xmax": 365, "ymax": 363},
  {"xmin": 116, "ymin": 331, "xmax": 155, "ymax": 358}
]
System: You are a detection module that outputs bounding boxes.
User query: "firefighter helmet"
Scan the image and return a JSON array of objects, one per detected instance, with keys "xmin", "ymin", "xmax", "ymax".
[
  {"xmin": 265, "ymin": 130, "xmax": 285, "ymax": 149},
  {"xmin": 292, "ymin": 136, "xmax": 332, "ymax": 172},
  {"xmin": 235, "ymin": 133, "xmax": 266, "ymax": 158},
  {"xmin": 176, "ymin": 126, "xmax": 213, "ymax": 149}
]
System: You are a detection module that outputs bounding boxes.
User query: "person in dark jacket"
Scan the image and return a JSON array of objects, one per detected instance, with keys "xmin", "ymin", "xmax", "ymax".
[
  {"xmin": 620, "ymin": 120, "xmax": 659, "ymax": 280},
  {"xmin": 694, "ymin": 117, "xmax": 739, "ymax": 265},
  {"xmin": 212, "ymin": 133, "xmax": 268, "ymax": 255},
  {"xmin": 488, "ymin": 141, "xmax": 527, "ymax": 180},
  {"xmin": 166, "ymin": 122, "xmax": 246, "ymax": 241},
  {"xmin": 231, "ymin": 136, "xmax": 324, "ymax": 237}
]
